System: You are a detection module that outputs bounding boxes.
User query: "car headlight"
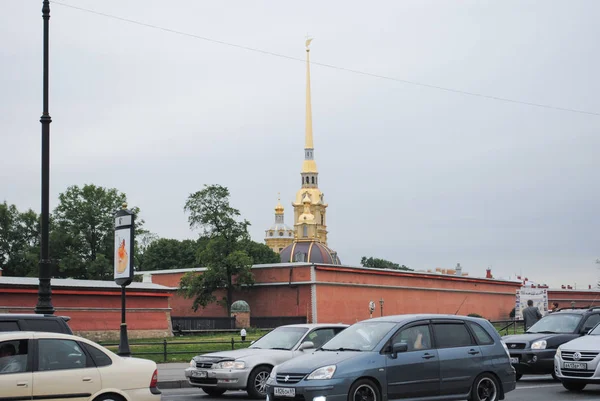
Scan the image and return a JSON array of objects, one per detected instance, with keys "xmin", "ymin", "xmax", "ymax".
[
  {"xmin": 189, "ymin": 359, "xmax": 196, "ymax": 368},
  {"xmin": 306, "ymin": 365, "xmax": 336, "ymax": 380},
  {"xmin": 269, "ymin": 366, "xmax": 278, "ymax": 379},
  {"xmin": 215, "ymin": 361, "xmax": 246, "ymax": 369},
  {"xmin": 556, "ymin": 347, "xmax": 562, "ymax": 358},
  {"xmin": 531, "ymin": 340, "xmax": 547, "ymax": 350}
]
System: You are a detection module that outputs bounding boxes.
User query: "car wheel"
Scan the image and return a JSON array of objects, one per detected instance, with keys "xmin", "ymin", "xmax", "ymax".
[
  {"xmin": 562, "ymin": 381, "xmax": 586, "ymax": 392},
  {"xmin": 348, "ymin": 378, "xmax": 380, "ymax": 401},
  {"xmin": 93, "ymin": 394, "xmax": 125, "ymax": 401},
  {"xmin": 247, "ymin": 366, "xmax": 272, "ymax": 398},
  {"xmin": 470, "ymin": 373, "xmax": 499, "ymax": 401},
  {"xmin": 202, "ymin": 387, "xmax": 226, "ymax": 396},
  {"xmin": 515, "ymin": 373, "xmax": 522, "ymax": 381}
]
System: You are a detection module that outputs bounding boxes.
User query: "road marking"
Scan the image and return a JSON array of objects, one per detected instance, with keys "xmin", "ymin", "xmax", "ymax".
[{"xmin": 516, "ymin": 384, "xmax": 562, "ymax": 389}]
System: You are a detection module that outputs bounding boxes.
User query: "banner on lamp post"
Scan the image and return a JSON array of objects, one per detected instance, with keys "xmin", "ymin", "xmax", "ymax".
[{"xmin": 114, "ymin": 209, "xmax": 134, "ymax": 286}]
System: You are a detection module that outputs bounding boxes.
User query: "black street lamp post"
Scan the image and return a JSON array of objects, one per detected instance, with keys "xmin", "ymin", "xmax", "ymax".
[{"xmin": 35, "ymin": 0, "xmax": 55, "ymax": 315}]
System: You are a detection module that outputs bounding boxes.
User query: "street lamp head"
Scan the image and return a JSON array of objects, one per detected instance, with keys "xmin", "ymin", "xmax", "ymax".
[
  {"xmin": 122, "ymin": 202, "xmax": 128, "ymax": 210},
  {"xmin": 379, "ymin": 298, "xmax": 384, "ymax": 306}
]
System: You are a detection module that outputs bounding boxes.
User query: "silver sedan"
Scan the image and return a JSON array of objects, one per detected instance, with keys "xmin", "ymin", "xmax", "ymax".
[{"xmin": 185, "ymin": 323, "xmax": 348, "ymax": 398}]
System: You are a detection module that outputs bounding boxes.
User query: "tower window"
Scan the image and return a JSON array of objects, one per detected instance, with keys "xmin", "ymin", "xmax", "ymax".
[
  {"xmin": 306, "ymin": 176, "xmax": 310, "ymax": 184},
  {"xmin": 311, "ymin": 176, "xmax": 315, "ymax": 184},
  {"xmin": 303, "ymin": 225, "xmax": 308, "ymax": 238},
  {"xmin": 279, "ymin": 231, "xmax": 284, "ymax": 236},
  {"xmin": 321, "ymin": 215, "xmax": 324, "ymax": 225},
  {"xmin": 269, "ymin": 232, "xmax": 273, "ymax": 236}
]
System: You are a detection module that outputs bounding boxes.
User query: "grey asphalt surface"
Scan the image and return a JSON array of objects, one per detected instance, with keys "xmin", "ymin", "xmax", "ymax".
[{"xmin": 159, "ymin": 377, "xmax": 600, "ymax": 401}]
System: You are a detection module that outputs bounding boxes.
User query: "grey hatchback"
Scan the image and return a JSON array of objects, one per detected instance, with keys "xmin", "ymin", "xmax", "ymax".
[{"xmin": 266, "ymin": 314, "xmax": 515, "ymax": 401}]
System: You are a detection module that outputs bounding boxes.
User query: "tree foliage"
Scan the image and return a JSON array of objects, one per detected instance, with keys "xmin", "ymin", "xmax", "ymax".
[
  {"xmin": 0, "ymin": 202, "xmax": 40, "ymax": 277},
  {"xmin": 179, "ymin": 184, "xmax": 276, "ymax": 314},
  {"xmin": 51, "ymin": 184, "xmax": 145, "ymax": 280},
  {"xmin": 141, "ymin": 238, "xmax": 199, "ymax": 271},
  {"xmin": 361, "ymin": 256, "xmax": 413, "ymax": 271}
]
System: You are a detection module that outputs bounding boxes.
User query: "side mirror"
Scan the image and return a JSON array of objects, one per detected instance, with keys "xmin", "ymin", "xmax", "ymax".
[
  {"xmin": 299, "ymin": 341, "xmax": 315, "ymax": 351},
  {"xmin": 390, "ymin": 342, "xmax": 408, "ymax": 358}
]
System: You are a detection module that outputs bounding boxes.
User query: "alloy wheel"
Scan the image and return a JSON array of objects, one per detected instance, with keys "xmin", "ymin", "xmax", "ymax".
[
  {"xmin": 352, "ymin": 383, "xmax": 377, "ymax": 401},
  {"xmin": 476, "ymin": 377, "xmax": 497, "ymax": 401}
]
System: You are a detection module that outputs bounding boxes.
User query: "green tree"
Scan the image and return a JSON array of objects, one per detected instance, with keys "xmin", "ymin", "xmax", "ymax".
[
  {"xmin": 361, "ymin": 256, "xmax": 413, "ymax": 271},
  {"xmin": 179, "ymin": 184, "xmax": 263, "ymax": 315},
  {"xmin": 0, "ymin": 202, "xmax": 40, "ymax": 277},
  {"xmin": 142, "ymin": 238, "xmax": 199, "ymax": 271},
  {"xmin": 51, "ymin": 184, "xmax": 144, "ymax": 280}
]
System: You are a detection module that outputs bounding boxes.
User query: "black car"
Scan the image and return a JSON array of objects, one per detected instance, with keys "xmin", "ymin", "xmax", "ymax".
[
  {"xmin": 502, "ymin": 307, "xmax": 600, "ymax": 380},
  {"xmin": 0, "ymin": 313, "xmax": 73, "ymax": 334}
]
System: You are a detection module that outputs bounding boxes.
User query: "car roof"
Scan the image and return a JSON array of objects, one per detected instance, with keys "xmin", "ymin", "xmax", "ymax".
[
  {"xmin": 279, "ymin": 323, "xmax": 349, "ymax": 329},
  {"xmin": 0, "ymin": 314, "xmax": 70, "ymax": 321},
  {"xmin": 552, "ymin": 308, "xmax": 599, "ymax": 315},
  {"xmin": 362, "ymin": 314, "xmax": 487, "ymax": 324},
  {"xmin": 0, "ymin": 331, "xmax": 82, "ymax": 341}
]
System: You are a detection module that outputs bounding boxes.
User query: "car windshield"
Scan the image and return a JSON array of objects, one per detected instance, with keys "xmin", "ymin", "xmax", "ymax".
[
  {"xmin": 588, "ymin": 323, "xmax": 600, "ymax": 335},
  {"xmin": 320, "ymin": 321, "xmax": 397, "ymax": 352},
  {"xmin": 527, "ymin": 314, "xmax": 582, "ymax": 334},
  {"xmin": 249, "ymin": 327, "xmax": 308, "ymax": 350}
]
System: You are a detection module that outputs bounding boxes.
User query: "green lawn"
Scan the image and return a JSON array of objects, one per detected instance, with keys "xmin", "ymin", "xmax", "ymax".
[{"xmin": 97, "ymin": 325, "xmax": 525, "ymax": 363}]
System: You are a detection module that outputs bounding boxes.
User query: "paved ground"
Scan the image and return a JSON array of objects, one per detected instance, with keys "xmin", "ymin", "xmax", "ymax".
[{"xmin": 158, "ymin": 377, "xmax": 600, "ymax": 401}]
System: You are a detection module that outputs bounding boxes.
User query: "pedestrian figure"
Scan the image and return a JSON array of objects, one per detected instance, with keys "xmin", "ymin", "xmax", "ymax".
[
  {"xmin": 550, "ymin": 302, "xmax": 559, "ymax": 313},
  {"xmin": 523, "ymin": 299, "xmax": 542, "ymax": 330},
  {"xmin": 240, "ymin": 328, "xmax": 247, "ymax": 342}
]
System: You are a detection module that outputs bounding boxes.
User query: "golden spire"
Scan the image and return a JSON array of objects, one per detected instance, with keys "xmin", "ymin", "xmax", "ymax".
[
  {"xmin": 305, "ymin": 36, "xmax": 314, "ymax": 150},
  {"xmin": 275, "ymin": 192, "xmax": 284, "ymax": 214},
  {"xmin": 301, "ymin": 36, "xmax": 318, "ymax": 174}
]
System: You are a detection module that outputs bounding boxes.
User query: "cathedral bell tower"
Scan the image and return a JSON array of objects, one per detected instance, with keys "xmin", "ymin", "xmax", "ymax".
[
  {"xmin": 292, "ymin": 37, "xmax": 328, "ymax": 244},
  {"xmin": 277, "ymin": 38, "xmax": 340, "ymax": 265}
]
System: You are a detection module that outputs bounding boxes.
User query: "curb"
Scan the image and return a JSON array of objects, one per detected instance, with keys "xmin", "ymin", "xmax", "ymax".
[{"xmin": 158, "ymin": 380, "xmax": 192, "ymax": 389}]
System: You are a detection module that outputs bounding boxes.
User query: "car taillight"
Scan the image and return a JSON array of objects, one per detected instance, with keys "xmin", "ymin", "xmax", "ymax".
[{"xmin": 150, "ymin": 369, "xmax": 158, "ymax": 388}]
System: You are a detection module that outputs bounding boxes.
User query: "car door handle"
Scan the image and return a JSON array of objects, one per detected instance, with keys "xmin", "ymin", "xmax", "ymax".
[
  {"xmin": 82, "ymin": 377, "xmax": 93, "ymax": 382},
  {"xmin": 422, "ymin": 353, "xmax": 435, "ymax": 359},
  {"xmin": 468, "ymin": 349, "xmax": 480, "ymax": 355},
  {"xmin": 16, "ymin": 382, "xmax": 28, "ymax": 387}
]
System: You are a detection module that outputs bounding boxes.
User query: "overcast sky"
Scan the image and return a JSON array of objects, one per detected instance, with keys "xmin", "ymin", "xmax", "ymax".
[{"xmin": 2, "ymin": 1, "xmax": 599, "ymax": 288}]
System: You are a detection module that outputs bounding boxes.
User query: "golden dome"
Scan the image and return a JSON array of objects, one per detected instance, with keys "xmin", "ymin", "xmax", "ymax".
[{"xmin": 275, "ymin": 194, "xmax": 284, "ymax": 214}]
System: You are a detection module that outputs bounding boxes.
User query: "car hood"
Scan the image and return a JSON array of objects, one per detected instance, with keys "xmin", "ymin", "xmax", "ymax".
[
  {"xmin": 274, "ymin": 350, "xmax": 363, "ymax": 374},
  {"xmin": 560, "ymin": 335, "xmax": 600, "ymax": 352},
  {"xmin": 193, "ymin": 348, "xmax": 289, "ymax": 362},
  {"xmin": 502, "ymin": 332, "xmax": 578, "ymax": 349}
]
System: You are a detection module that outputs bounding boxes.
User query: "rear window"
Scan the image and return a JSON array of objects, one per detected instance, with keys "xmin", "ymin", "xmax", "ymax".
[
  {"xmin": 0, "ymin": 321, "xmax": 20, "ymax": 332},
  {"xmin": 23, "ymin": 319, "xmax": 64, "ymax": 333},
  {"xmin": 467, "ymin": 322, "xmax": 495, "ymax": 345}
]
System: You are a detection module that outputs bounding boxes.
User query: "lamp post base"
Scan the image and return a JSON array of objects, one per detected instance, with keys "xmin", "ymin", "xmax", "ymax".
[
  {"xmin": 34, "ymin": 276, "xmax": 55, "ymax": 315},
  {"xmin": 118, "ymin": 323, "xmax": 131, "ymax": 357}
]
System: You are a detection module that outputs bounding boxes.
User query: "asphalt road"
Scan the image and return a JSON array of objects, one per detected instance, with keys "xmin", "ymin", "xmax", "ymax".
[{"xmin": 160, "ymin": 378, "xmax": 600, "ymax": 401}]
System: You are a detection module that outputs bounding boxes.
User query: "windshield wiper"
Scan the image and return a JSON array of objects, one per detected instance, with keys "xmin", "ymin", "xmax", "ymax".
[
  {"xmin": 269, "ymin": 347, "xmax": 290, "ymax": 350},
  {"xmin": 532, "ymin": 330, "xmax": 556, "ymax": 334},
  {"xmin": 320, "ymin": 347, "xmax": 362, "ymax": 352}
]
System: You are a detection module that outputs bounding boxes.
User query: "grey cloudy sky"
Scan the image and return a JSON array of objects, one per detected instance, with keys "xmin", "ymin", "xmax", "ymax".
[{"xmin": 2, "ymin": 1, "xmax": 599, "ymax": 288}]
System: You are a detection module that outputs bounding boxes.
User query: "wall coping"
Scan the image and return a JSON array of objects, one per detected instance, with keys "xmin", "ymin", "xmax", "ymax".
[
  {"xmin": 314, "ymin": 265, "xmax": 523, "ymax": 287},
  {"xmin": 0, "ymin": 276, "xmax": 173, "ymax": 294}
]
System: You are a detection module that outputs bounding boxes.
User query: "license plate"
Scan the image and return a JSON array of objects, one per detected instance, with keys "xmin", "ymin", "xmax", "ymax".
[
  {"xmin": 510, "ymin": 357, "xmax": 519, "ymax": 364},
  {"xmin": 274, "ymin": 387, "xmax": 296, "ymax": 397},
  {"xmin": 192, "ymin": 370, "xmax": 207, "ymax": 378},
  {"xmin": 563, "ymin": 362, "xmax": 587, "ymax": 370}
]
